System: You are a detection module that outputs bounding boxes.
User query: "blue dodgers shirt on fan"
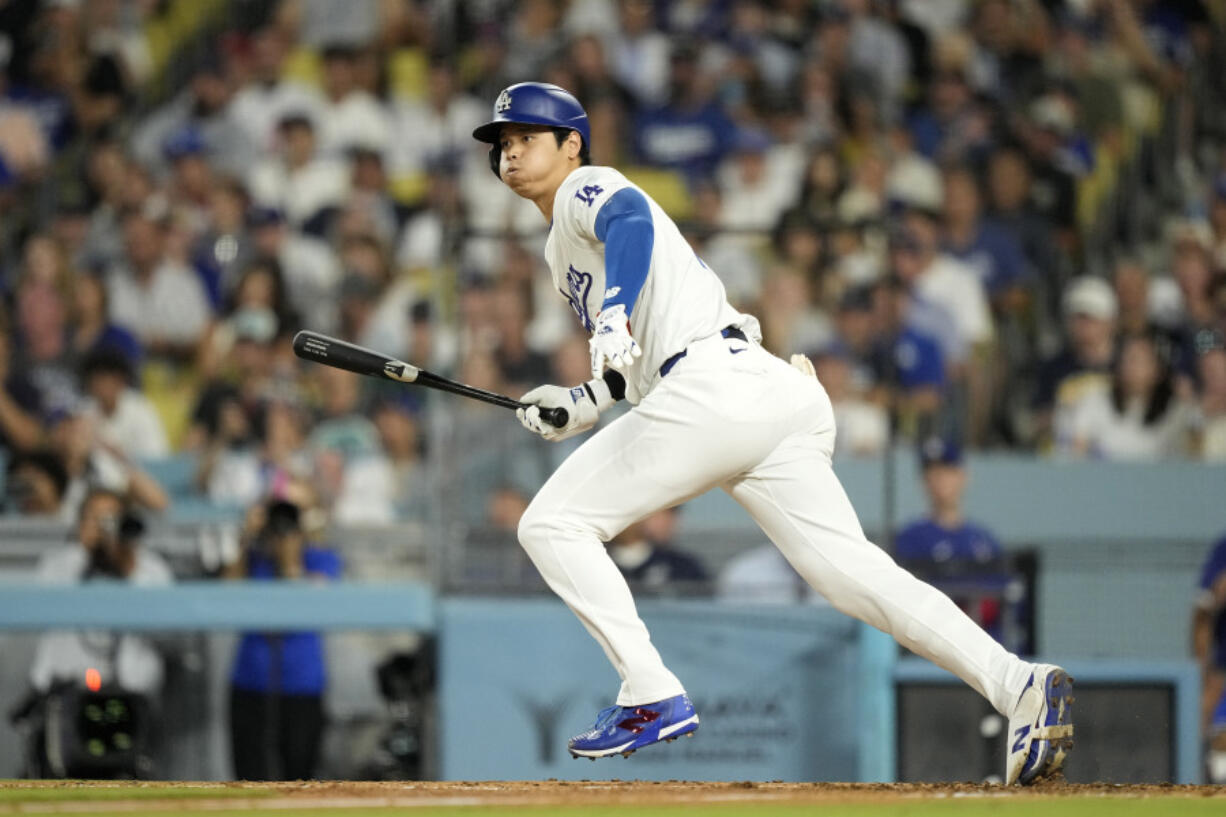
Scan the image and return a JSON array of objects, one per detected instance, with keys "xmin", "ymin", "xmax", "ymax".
[
  {"xmin": 230, "ymin": 547, "xmax": 342, "ymax": 695},
  {"xmin": 1199, "ymin": 535, "xmax": 1226, "ymax": 668}
]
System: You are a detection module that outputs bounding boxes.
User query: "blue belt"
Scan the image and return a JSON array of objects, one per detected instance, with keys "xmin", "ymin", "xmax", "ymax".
[{"xmin": 659, "ymin": 325, "xmax": 748, "ymax": 378}]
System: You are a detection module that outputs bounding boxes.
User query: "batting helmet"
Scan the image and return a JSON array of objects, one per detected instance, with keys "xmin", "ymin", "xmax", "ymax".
[{"xmin": 473, "ymin": 82, "xmax": 590, "ymax": 148}]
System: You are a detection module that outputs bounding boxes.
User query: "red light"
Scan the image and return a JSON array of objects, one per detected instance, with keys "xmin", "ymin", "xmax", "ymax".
[{"xmin": 85, "ymin": 668, "xmax": 102, "ymax": 692}]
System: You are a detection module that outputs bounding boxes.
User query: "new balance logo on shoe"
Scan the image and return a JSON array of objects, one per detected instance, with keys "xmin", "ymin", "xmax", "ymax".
[{"xmin": 1012, "ymin": 725, "xmax": 1031, "ymax": 754}]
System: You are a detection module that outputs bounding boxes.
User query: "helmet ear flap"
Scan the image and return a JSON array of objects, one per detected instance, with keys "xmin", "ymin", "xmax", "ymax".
[{"xmin": 488, "ymin": 144, "xmax": 501, "ymax": 178}]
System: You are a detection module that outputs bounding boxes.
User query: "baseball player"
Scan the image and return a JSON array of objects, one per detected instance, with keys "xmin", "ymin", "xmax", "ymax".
[{"xmin": 472, "ymin": 83, "xmax": 1073, "ymax": 784}]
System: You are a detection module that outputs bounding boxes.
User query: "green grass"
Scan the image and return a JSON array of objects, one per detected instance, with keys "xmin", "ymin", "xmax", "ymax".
[
  {"xmin": 0, "ymin": 782, "xmax": 271, "ymax": 802},
  {"xmin": 1, "ymin": 805, "xmax": 1224, "ymax": 817},
  {"xmin": 0, "ymin": 784, "xmax": 1221, "ymax": 816}
]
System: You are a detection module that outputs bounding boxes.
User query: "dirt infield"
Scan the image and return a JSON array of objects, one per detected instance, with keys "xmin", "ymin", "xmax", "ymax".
[{"xmin": 4, "ymin": 778, "xmax": 1226, "ymax": 810}]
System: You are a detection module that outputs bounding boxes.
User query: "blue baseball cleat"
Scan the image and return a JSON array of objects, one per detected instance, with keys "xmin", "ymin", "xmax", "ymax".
[
  {"xmin": 1006, "ymin": 664, "xmax": 1075, "ymax": 785},
  {"xmin": 568, "ymin": 693, "xmax": 699, "ymax": 759}
]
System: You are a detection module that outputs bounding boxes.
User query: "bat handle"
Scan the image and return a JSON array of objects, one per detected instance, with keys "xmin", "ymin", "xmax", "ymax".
[{"xmin": 537, "ymin": 406, "xmax": 569, "ymax": 429}]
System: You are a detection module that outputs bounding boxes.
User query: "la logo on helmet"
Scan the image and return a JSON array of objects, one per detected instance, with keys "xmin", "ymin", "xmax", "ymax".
[{"xmin": 496, "ymin": 89, "xmax": 512, "ymax": 113}]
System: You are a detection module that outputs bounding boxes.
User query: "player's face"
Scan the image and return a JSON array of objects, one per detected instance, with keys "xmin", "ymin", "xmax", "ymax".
[{"xmin": 498, "ymin": 124, "xmax": 578, "ymax": 199}]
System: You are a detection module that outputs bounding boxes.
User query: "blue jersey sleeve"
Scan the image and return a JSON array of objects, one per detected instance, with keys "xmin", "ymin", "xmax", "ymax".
[
  {"xmin": 1199, "ymin": 537, "xmax": 1226, "ymax": 591},
  {"xmin": 594, "ymin": 187, "xmax": 654, "ymax": 318}
]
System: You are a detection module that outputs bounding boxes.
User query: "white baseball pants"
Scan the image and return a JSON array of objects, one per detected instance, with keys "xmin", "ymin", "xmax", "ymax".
[{"xmin": 517, "ymin": 333, "xmax": 1034, "ymax": 714}]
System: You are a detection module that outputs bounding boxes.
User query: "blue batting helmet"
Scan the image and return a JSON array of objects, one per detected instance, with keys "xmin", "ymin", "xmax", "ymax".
[{"xmin": 472, "ymin": 82, "xmax": 590, "ymax": 148}]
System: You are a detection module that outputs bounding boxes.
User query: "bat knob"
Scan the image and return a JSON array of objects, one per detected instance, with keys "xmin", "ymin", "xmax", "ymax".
[{"xmin": 539, "ymin": 406, "xmax": 569, "ymax": 429}]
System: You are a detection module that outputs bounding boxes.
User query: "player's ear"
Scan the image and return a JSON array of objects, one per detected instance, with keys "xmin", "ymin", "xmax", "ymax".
[{"xmin": 567, "ymin": 130, "xmax": 582, "ymax": 161}]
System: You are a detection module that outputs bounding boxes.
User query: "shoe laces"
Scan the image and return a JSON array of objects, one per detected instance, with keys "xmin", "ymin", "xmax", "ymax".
[{"xmin": 591, "ymin": 705, "xmax": 621, "ymax": 730}]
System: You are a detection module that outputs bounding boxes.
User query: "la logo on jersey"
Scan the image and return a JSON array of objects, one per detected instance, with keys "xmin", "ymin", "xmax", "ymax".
[
  {"xmin": 575, "ymin": 185, "xmax": 604, "ymax": 206},
  {"xmin": 563, "ymin": 265, "xmax": 594, "ymax": 330},
  {"xmin": 495, "ymin": 89, "xmax": 512, "ymax": 113}
]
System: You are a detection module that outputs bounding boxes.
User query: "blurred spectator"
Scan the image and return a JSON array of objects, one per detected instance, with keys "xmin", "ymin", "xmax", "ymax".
[
  {"xmin": 389, "ymin": 59, "xmax": 484, "ymax": 181},
  {"xmin": 609, "ymin": 0, "xmax": 671, "ymax": 108},
  {"xmin": 1210, "ymin": 176, "xmax": 1226, "ymax": 272},
  {"xmin": 633, "ymin": 43, "xmax": 734, "ymax": 180},
  {"xmin": 47, "ymin": 408, "xmax": 169, "ymax": 520},
  {"xmin": 718, "ymin": 541, "xmax": 813, "ymax": 604},
  {"xmin": 606, "ymin": 515, "xmax": 707, "ymax": 597},
  {"xmin": 895, "ymin": 435, "xmax": 1007, "ymax": 642},
  {"xmin": 810, "ymin": 346, "xmax": 888, "ymax": 458},
  {"xmin": 4, "ymin": 448, "xmax": 68, "ymax": 517},
  {"xmin": 224, "ymin": 497, "xmax": 340, "ymax": 781},
  {"xmin": 227, "ymin": 27, "xmax": 324, "ymax": 156},
  {"xmin": 200, "ymin": 397, "xmax": 311, "ymax": 508},
  {"xmin": 30, "ymin": 489, "xmax": 172, "ymax": 697},
  {"xmin": 69, "ymin": 271, "xmax": 143, "ymax": 370},
  {"xmin": 492, "ymin": 281, "xmax": 552, "ymax": 397},
  {"xmin": 717, "ymin": 128, "xmax": 804, "ymax": 234},
  {"xmin": 1032, "ymin": 276, "xmax": 1118, "ymax": 447},
  {"xmin": 907, "ymin": 33, "xmax": 995, "ymax": 164},
  {"xmin": 1198, "ymin": 346, "xmax": 1226, "ymax": 461},
  {"xmin": 13, "ymin": 238, "xmax": 79, "ymax": 414},
  {"xmin": 757, "ymin": 266, "xmax": 832, "ymax": 357},
  {"xmin": 1193, "ymin": 528, "xmax": 1226, "ymax": 784},
  {"xmin": 131, "ymin": 59, "xmax": 256, "ymax": 180},
  {"xmin": 941, "ymin": 164, "xmax": 1030, "ymax": 300},
  {"xmin": 248, "ymin": 111, "xmax": 349, "ymax": 232},
  {"xmin": 1056, "ymin": 331, "xmax": 1195, "ymax": 460},
  {"xmin": 79, "ymin": 348, "xmax": 168, "ymax": 460},
  {"xmin": 368, "ymin": 399, "xmax": 430, "ymax": 520},
  {"xmin": 315, "ymin": 43, "xmax": 391, "ymax": 159},
  {"xmin": 868, "ymin": 277, "xmax": 947, "ymax": 438},
  {"xmin": 985, "ymin": 145, "xmax": 1063, "ymax": 315},
  {"xmin": 395, "ymin": 156, "xmax": 464, "ymax": 274},
  {"xmin": 1167, "ymin": 219, "xmax": 1220, "ymax": 377},
  {"xmin": 200, "ymin": 259, "xmax": 296, "ymax": 376},
  {"xmin": 107, "ymin": 209, "xmax": 212, "ymax": 362},
  {"xmin": 187, "ymin": 306, "xmax": 280, "ymax": 453},
  {"xmin": 0, "ymin": 320, "xmax": 45, "ymax": 455},
  {"xmin": 247, "ymin": 209, "xmax": 338, "ymax": 336}
]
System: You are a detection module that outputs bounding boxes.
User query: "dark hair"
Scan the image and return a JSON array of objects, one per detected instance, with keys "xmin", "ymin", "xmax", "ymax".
[
  {"xmin": 1110, "ymin": 333, "xmax": 1174, "ymax": 426},
  {"xmin": 7, "ymin": 448, "xmax": 69, "ymax": 500},
  {"xmin": 486, "ymin": 127, "xmax": 591, "ymax": 177},
  {"xmin": 79, "ymin": 346, "xmax": 134, "ymax": 384}
]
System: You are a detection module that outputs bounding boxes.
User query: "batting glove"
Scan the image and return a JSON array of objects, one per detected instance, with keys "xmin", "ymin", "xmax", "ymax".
[
  {"xmin": 517, "ymin": 378, "xmax": 616, "ymax": 442},
  {"xmin": 589, "ymin": 304, "xmax": 641, "ymax": 379},
  {"xmin": 789, "ymin": 353, "xmax": 816, "ymax": 378}
]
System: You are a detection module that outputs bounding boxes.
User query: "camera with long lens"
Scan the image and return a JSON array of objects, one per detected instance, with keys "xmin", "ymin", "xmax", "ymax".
[
  {"xmin": 85, "ymin": 511, "xmax": 146, "ymax": 580},
  {"xmin": 249, "ymin": 500, "xmax": 302, "ymax": 574}
]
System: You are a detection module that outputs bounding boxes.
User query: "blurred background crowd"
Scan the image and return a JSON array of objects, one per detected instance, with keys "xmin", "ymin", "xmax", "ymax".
[
  {"xmin": 1, "ymin": 0, "xmax": 1224, "ymax": 538},
  {"xmin": 0, "ymin": 0, "xmax": 1224, "ymax": 783}
]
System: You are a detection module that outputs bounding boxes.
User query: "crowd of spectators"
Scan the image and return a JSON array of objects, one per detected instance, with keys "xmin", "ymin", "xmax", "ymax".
[{"xmin": 0, "ymin": 0, "xmax": 1224, "ymax": 539}]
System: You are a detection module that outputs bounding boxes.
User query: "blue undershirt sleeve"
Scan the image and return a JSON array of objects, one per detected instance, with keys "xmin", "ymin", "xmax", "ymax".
[{"xmin": 594, "ymin": 187, "xmax": 654, "ymax": 318}]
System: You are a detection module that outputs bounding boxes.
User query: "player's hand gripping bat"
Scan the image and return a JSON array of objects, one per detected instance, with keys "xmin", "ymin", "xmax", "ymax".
[{"xmin": 292, "ymin": 331, "xmax": 569, "ymax": 428}]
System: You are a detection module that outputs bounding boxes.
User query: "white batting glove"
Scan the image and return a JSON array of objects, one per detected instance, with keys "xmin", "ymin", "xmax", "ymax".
[
  {"xmin": 517, "ymin": 379, "xmax": 615, "ymax": 442},
  {"xmin": 589, "ymin": 304, "xmax": 641, "ymax": 379},
  {"xmin": 790, "ymin": 353, "xmax": 816, "ymax": 378}
]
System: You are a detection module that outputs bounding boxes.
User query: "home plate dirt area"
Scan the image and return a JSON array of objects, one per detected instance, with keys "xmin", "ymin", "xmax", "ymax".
[{"xmin": 3, "ymin": 779, "xmax": 1226, "ymax": 816}]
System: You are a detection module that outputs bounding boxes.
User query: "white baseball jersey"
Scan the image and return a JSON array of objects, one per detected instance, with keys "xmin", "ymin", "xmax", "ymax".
[
  {"xmin": 519, "ymin": 162, "xmax": 1038, "ymax": 743},
  {"xmin": 546, "ymin": 165, "xmax": 758, "ymax": 403}
]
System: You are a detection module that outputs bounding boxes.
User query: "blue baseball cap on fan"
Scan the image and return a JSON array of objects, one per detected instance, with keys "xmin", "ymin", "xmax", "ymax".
[{"xmin": 919, "ymin": 435, "xmax": 963, "ymax": 469}]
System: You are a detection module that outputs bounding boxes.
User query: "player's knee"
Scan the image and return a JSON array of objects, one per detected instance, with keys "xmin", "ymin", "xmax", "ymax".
[{"xmin": 516, "ymin": 503, "xmax": 554, "ymax": 553}]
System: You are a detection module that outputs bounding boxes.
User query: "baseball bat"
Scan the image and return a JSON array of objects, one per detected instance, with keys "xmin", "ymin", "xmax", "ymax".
[{"xmin": 291, "ymin": 331, "xmax": 569, "ymax": 428}]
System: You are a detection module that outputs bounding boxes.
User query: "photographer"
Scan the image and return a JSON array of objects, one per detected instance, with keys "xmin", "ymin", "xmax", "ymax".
[
  {"xmin": 15, "ymin": 489, "xmax": 172, "ymax": 778},
  {"xmin": 224, "ymin": 496, "xmax": 341, "ymax": 781},
  {"xmin": 29, "ymin": 489, "xmax": 172, "ymax": 694}
]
